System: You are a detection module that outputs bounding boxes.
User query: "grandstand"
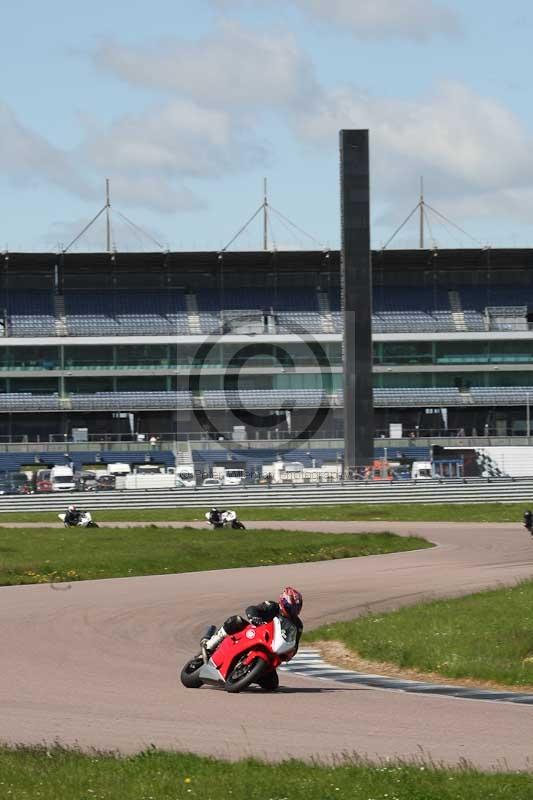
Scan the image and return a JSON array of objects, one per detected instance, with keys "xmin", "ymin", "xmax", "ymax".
[{"xmin": 1, "ymin": 248, "xmax": 533, "ymax": 452}]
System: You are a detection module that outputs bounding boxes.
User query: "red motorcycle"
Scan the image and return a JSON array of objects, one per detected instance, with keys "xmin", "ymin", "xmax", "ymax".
[{"xmin": 180, "ymin": 617, "xmax": 298, "ymax": 693}]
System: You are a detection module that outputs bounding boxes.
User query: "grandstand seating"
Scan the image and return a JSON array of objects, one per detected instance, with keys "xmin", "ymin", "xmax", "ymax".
[
  {"xmin": 460, "ymin": 287, "xmax": 533, "ymax": 331},
  {"xmin": 7, "ymin": 386, "xmax": 533, "ymax": 411},
  {"xmin": 64, "ymin": 292, "xmax": 189, "ymax": 336},
  {"xmin": 330, "ymin": 287, "xmax": 460, "ymax": 333},
  {"xmin": 4, "ymin": 293, "xmax": 56, "ymax": 337},
  {"xmin": 469, "ymin": 387, "xmax": 533, "ymax": 404},
  {"xmin": 462, "ymin": 310, "xmax": 485, "ymax": 331},
  {"xmin": 3, "ymin": 250, "xmax": 533, "ymax": 447},
  {"xmin": 0, "ymin": 393, "xmax": 60, "ymax": 410},
  {"xmin": 3, "ymin": 285, "xmax": 530, "ymax": 337},
  {"xmin": 374, "ymin": 387, "xmax": 465, "ymax": 406},
  {"xmin": 70, "ymin": 391, "xmax": 193, "ymax": 410},
  {"xmin": 201, "ymin": 389, "xmax": 334, "ymax": 408},
  {"xmin": 196, "ymin": 288, "xmax": 324, "ymax": 333}
]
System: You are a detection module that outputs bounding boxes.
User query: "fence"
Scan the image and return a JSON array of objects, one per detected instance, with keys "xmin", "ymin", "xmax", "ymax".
[{"xmin": 1, "ymin": 477, "xmax": 533, "ymax": 513}]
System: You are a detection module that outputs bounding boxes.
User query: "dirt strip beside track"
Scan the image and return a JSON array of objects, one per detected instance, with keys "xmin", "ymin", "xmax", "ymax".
[{"xmin": 1, "ymin": 521, "xmax": 533, "ymax": 770}]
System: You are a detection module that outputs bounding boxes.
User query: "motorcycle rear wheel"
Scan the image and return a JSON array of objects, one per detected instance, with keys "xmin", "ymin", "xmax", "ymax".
[
  {"xmin": 225, "ymin": 656, "xmax": 268, "ymax": 693},
  {"xmin": 180, "ymin": 655, "xmax": 204, "ymax": 688}
]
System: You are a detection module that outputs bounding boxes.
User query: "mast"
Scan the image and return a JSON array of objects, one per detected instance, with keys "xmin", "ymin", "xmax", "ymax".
[
  {"xmin": 106, "ymin": 178, "xmax": 111, "ymax": 253},
  {"xmin": 263, "ymin": 177, "xmax": 268, "ymax": 251},
  {"xmin": 419, "ymin": 176, "xmax": 424, "ymax": 249}
]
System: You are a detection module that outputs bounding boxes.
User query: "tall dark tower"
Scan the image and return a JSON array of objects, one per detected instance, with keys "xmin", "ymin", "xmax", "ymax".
[{"xmin": 339, "ymin": 129, "xmax": 374, "ymax": 471}]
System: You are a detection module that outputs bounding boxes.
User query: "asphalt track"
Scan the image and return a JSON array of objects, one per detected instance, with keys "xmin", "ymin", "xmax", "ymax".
[{"xmin": 1, "ymin": 520, "xmax": 533, "ymax": 770}]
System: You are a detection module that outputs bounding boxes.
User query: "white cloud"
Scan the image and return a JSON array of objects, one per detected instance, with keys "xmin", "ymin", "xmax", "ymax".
[
  {"xmin": 92, "ymin": 20, "xmax": 318, "ymax": 108},
  {"xmin": 429, "ymin": 187, "xmax": 533, "ymax": 228},
  {"xmin": 81, "ymin": 22, "xmax": 308, "ymax": 212},
  {"xmin": 85, "ymin": 98, "xmax": 265, "ymax": 177},
  {"xmin": 4, "ymin": 20, "xmax": 304, "ymax": 217},
  {"xmin": 5, "ymin": 11, "xmax": 533, "ymax": 243},
  {"xmin": 292, "ymin": 0, "xmax": 460, "ymax": 41},
  {"xmin": 0, "ymin": 102, "xmax": 91, "ymax": 198},
  {"xmin": 293, "ymin": 81, "xmax": 533, "ymax": 230},
  {"xmin": 79, "ymin": 97, "xmax": 267, "ymax": 212},
  {"xmin": 212, "ymin": 0, "xmax": 461, "ymax": 41},
  {"xmin": 108, "ymin": 175, "xmax": 205, "ymax": 214},
  {"xmin": 0, "ymin": 99, "xmax": 216, "ymax": 215}
]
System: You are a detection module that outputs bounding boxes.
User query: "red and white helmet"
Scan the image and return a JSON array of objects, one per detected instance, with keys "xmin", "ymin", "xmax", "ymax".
[{"xmin": 279, "ymin": 586, "xmax": 303, "ymax": 619}]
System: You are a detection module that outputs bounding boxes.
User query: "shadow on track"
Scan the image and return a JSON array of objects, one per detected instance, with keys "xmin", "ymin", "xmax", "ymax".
[{"xmin": 251, "ymin": 686, "xmax": 363, "ymax": 694}]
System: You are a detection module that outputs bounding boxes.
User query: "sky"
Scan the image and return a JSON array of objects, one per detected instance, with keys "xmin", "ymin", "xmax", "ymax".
[{"xmin": 2, "ymin": 0, "xmax": 533, "ymax": 252}]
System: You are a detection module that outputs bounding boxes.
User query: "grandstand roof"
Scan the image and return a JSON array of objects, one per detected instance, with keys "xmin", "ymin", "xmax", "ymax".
[
  {"xmin": 5, "ymin": 247, "xmax": 533, "ymax": 269},
  {"xmin": 4, "ymin": 250, "xmax": 336, "ymax": 272},
  {"xmin": 4, "ymin": 248, "xmax": 533, "ymax": 291}
]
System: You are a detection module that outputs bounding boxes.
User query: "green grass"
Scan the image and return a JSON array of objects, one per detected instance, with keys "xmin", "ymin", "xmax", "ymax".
[
  {"xmin": 0, "ymin": 746, "xmax": 531, "ymax": 800},
  {"xmin": 0, "ymin": 527, "xmax": 431, "ymax": 585},
  {"xmin": 307, "ymin": 579, "xmax": 533, "ymax": 688},
  {"xmin": 0, "ymin": 501, "xmax": 528, "ymax": 524}
]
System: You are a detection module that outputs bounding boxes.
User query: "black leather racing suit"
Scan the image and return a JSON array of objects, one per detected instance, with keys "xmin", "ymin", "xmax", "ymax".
[
  {"xmin": 208, "ymin": 509, "xmax": 225, "ymax": 526},
  {"xmin": 65, "ymin": 509, "xmax": 82, "ymax": 526}
]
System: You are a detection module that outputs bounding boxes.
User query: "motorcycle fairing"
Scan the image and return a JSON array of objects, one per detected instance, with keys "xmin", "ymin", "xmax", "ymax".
[
  {"xmin": 211, "ymin": 620, "xmax": 281, "ymax": 680},
  {"xmin": 205, "ymin": 510, "xmax": 238, "ymax": 525},
  {"xmin": 198, "ymin": 661, "xmax": 224, "ymax": 685}
]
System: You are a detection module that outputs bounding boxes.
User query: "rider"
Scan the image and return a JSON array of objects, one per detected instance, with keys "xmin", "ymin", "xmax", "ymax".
[
  {"xmin": 208, "ymin": 507, "xmax": 225, "ymax": 526},
  {"xmin": 65, "ymin": 504, "xmax": 82, "ymax": 526},
  {"xmin": 201, "ymin": 586, "xmax": 304, "ymax": 657}
]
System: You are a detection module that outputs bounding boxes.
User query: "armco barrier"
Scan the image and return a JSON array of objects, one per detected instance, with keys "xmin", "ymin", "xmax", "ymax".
[{"xmin": 1, "ymin": 477, "xmax": 533, "ymax": 513}]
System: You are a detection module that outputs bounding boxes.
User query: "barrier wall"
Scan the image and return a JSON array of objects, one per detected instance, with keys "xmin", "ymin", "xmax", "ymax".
[{"xmin": 1, "ymin": 477, "xmax": 533, "ymax": 513}]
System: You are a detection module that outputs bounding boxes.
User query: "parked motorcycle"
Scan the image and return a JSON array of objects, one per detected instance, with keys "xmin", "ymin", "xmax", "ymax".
[
  {"xmin": 180, "ymin": 616, "xmax": 298, "ymax": 692},
  {"xmin": 205, "ymin": 509, "xmax": 246, "ymax": 530},
  {"xmin": 58, "ymin": 511, "xmax": 99, "ymax": 528}
]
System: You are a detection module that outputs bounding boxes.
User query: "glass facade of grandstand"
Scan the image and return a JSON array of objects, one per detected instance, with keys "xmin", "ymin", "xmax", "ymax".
[{"xmin": 2, "ymin": 248, "xmax": 533, "ymax": 440}]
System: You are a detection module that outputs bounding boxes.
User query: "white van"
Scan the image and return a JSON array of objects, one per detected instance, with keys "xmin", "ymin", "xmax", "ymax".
[
  {"xmin": 106, "ymin": 462, "xmax": 131, "ymax": 476},
  {"xmin": 212, "ymin": 465, "xmax": 246, "ymax": 486},
  {"xmin": 175, "ymin": 465, "xmax": 197, "ymax": 488},
  {"xmin": 412, "ymin": 461, "xmax": 433, "ymax": 480},
  {"xmin": 50, "ymin": 465, "xmax": 76, "ymax": 492},
  {"xmin": 222, "ymin": 468, "xmax": 246, "ymax": 486}
]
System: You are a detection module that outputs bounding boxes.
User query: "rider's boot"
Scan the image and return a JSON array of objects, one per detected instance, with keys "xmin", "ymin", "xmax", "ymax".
[{"xmin": 201, "ymin": 626, "xmax": 227, "ymax": 654}]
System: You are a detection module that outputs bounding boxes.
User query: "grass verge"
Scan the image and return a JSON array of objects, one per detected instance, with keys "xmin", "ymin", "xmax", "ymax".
[
  {"xmin": 0, "ymin": 746, "xmax": 532, "ymax": 800},
  {"xmin": 306, "ymin": 579, "xmax": 533, "ymax": 689},
  {"xmin": 0, "ymin": 501, "xmax": 528, "ymax": 524},
  {"xmin": 0, "ymin": 527, "xmax": 431, "ymax": 585}
]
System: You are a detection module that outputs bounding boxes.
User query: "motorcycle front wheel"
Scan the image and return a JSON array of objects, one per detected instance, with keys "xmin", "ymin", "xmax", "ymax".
[
  {"xmin": 225, "ymin": 656, "xmax": 268, "ymax": 693},
  {"xmin": 180, "ymin": 655, "xmax": 204, "ymax": 688},
  {"xmin": 258, "ymin": 669, "xmax": 279, "ymax": 692},
  {"xmin": 231, "ymin": 521, "xmax": 246, "ymax": 530}
]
